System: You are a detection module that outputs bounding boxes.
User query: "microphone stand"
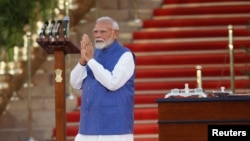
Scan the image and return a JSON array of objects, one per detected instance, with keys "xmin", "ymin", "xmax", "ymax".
[{"xmin": 36, "ymin": 18, "xmax": 80, "ymax": 141}]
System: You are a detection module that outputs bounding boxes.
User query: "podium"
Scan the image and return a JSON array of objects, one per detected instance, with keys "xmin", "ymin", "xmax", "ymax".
[
  {"xmin": 156, "ymin": 96, "xmax": 250, "ymax": 141},
  {"xmin": 36, "ymin": 37, "xmax": 80, "ymax": 141}
]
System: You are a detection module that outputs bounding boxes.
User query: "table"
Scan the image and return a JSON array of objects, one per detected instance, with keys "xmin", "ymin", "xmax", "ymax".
[{"xmin": 156, "ymin": 96, "xmax": 250, "ymax": 141}]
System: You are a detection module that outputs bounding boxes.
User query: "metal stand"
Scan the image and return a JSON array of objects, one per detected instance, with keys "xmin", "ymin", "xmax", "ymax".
[
  {"xmin": 26, "ymin": 32, "xmax": 36, "ymax": 141},
  {"xmin": 228, "ymin": 25, "xmax": 235, "ymax": 93}
]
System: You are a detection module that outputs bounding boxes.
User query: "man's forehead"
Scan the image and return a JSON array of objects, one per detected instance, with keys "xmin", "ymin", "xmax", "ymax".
[{"xmin": 94, "ymin": 23, "xmax": 112, "ymax": 30}]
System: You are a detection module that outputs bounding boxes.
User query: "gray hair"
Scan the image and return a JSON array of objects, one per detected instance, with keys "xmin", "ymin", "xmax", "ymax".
[{"xmin": 96, "ymin": 16, "xmax": 119, "ymax": 30}]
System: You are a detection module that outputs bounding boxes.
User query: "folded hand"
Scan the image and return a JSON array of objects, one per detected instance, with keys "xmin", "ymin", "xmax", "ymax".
[{"xmin": 80, "ymin": 34, "xmax": 94, "ymax": 64}]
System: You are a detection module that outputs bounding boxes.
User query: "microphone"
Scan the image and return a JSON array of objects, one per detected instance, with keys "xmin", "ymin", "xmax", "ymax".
[
  {"xmin": 63, "ymin": 16, "xmax": 69, "ymax": 38},
  {"xmin": 39, "ymin": 21, "xmax": 49, "ymax": 37},
  {"xmin": 53, "ymin": 20, "xmax": 62, "ymax": 38},
  {"xmin": 48, "ymin": 20, "xmax": 55, "ymax": 38}
]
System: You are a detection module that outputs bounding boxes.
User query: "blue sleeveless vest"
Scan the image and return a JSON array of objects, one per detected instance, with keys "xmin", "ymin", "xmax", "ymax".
[{"xmin": 79, "ymin": 40, "xmax": 136, "ymax": 135}]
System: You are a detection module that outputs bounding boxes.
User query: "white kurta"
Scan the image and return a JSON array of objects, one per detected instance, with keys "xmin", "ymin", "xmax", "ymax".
[
  {"xmin": 70, "ymin": 52, "xmax": 135, "ymax": 141},
  {"xmin": 74, "ymin": 134, "xmax": 133, "ymax": 141}
]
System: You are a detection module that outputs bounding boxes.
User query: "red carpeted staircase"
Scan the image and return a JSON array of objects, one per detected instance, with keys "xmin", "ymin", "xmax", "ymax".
[{"xmin": 52, "ymin": 0, "xmax": 250, "ymax": 141}]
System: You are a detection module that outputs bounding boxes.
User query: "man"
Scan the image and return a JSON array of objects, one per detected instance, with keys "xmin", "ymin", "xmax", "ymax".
[{"xmin": 70, "ymin": 16, "xmax": 136, "ymax": 141}]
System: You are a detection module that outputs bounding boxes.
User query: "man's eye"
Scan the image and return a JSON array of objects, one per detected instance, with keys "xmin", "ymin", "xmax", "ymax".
[
  {"xmin": 100, "ymin": 30, "xmax": 106, "ymax": 34},
  {"xmin": 92, "ymin": 30, "xmax": 107, "ymax": 35}
]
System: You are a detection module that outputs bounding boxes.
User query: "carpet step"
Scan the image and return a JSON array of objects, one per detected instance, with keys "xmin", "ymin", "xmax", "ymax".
[
  {"xmin": 135, "ymin": 79, "xmax": 250, "ymax": 91},
  {"xmin": 163, "ymin": 0, "xmax": 241, "ymax": 4},
  {"xmin": 66, "ymin": 110, "xmax": 80, "ymax": 123},
  {"xmin": 136, "ymin": 108, "xmax": 158, "ymax": 120},
  {"xmin": 136, "ymin": 66, "xmax": 250, "ymax": 78},
  {"xmin": 125, "ymin": 40, "xmax": 250, "ymax": 52},
  {"xmin": 134, "ymin": 94, "xmax": 165, "ymax": 104},
  {"xmin": 154, "ymin": 5, "xmax": 250, "ymax": 16},
  {"xmin": 134, "ymin": 138, "xmax": 158, "ymax": 141},
  {"xmin": 133, "ymin": 28, "xmax": 249, "ymax": 40},
  {"xmin": 136, "ymin": 52, "xmax": 249, "ymax": 65},
  {"xmin": 142, "ymin": 17, "xmax": 249, "ymax": 28}
]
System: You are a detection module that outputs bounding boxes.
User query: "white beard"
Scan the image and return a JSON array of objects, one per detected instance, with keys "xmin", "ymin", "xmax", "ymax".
[
  {"xmin": 95, "ymin": 42, "xmax": 106, "ymax": 49},
  {"xmin": 95, "ymin": 38, "xmax": 114, "ymax": 49}
]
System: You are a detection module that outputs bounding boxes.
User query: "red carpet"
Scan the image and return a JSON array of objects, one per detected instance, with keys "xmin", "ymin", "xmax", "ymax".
[
  {"xmin": 52, "ymin": 1, "xmax": 250, "ymax": 141},
  {"xmin": 163, "ymin": 0, "xmax": 241, "ymax": 4},
  {"xmin": 133, "ymin": 28, "xmax": 250, "ymax": 39},
  {"xmin": 136, "ymin": 66, "xmax": 250, "ymax": 78},
  {"xmin": 136, "ymin": 52, "xmax": 250, "ymax": 65},
  {"xmin": 143, "ymin": 17, "xmax": 249, "ymax": 28},
  {"xmin": 154, "ymin": 5, "xmax": 250, "ymax": 16},
  {"xmin": 135, "ymin": 79, "xmax": 250, "ymax": 91},
  {"xmin": 124, "ymin": 40, "xmax": 250, "ymax": 52}
]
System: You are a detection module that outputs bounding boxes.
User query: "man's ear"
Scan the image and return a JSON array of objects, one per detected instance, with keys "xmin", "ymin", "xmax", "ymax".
[{"xmin": 113, "ymin": 30, "xmax": 119, "ymax": 39}]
